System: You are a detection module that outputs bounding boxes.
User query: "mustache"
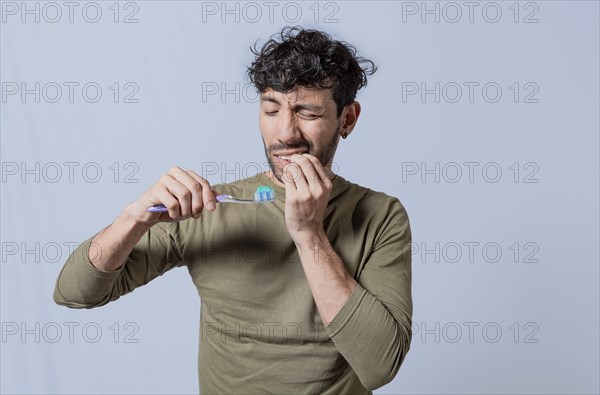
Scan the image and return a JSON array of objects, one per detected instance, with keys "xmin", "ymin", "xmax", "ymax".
[{"xmin": 268, "ymin": 140, "xmax": 313, "ymax": 153}]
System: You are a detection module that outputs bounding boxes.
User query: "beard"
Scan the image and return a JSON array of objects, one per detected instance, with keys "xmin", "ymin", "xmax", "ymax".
[{"xmin": 263, "ymin": 122, "xmax": 341, "ymax": 184}]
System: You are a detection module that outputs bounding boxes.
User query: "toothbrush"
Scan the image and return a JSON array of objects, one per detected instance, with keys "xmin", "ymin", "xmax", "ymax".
[{"xmin": 147, "ymin": 186, "xmax": 275, "ymax": 212}]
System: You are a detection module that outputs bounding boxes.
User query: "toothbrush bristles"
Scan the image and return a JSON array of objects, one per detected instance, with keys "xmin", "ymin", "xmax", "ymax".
[{"xmin": 254, "ymin": 186, "xmax": 275, "ymax": 202}]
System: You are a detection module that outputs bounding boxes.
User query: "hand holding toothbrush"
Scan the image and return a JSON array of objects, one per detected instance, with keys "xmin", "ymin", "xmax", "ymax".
[
  {"xmin": 130, "ymin": 166, "xmax": 218, "ymax": 225},
  {"xmin": 85, "ymin": 166, "xmax": 217, "ymax": 272}
]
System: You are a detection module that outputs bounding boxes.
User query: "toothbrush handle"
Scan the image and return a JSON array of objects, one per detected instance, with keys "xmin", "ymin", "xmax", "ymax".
[
  {"xmin": 147, "ymin": 194, "xmax": 230, "ymax": 213},
  {"xmin": 147, "ymin": 205, "xmax": 169, "ymax": 213}
]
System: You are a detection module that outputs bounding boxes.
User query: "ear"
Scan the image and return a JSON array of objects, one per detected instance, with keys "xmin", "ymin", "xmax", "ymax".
[{"xmin": 339, "ymin": 102, "xmax": 361, "ymax": 138}]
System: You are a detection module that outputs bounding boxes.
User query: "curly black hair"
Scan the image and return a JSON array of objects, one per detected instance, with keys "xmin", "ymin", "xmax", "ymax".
[{"xmin": 247, "ymin": 26, "xmax": 377, "ymax": 117}]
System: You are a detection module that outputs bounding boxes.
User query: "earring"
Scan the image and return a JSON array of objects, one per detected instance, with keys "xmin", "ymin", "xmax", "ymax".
[{"xmin": 342, "ymin": 132, "xmax": 347, "ymax": 139}]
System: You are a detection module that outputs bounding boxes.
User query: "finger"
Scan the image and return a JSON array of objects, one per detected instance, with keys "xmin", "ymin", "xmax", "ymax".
[
  {"xmin": 289, "ymin": 154, "xmax": 318, "ymax": 192},
  {"xmin": 282, "ymin": 162, "xmax": 300, "ymax": 193},
  {"xmin": 289, "ymin": 154, "xmax": 316, "ymax": 184},
  {"xmin": 168, "ymin": 167, "xmax": 205, "ymax": 218},
  {"xmin": 186, "ymin": 171, "xmax": 217, "ymax": 213},
  {"xmin": 285, "ymin": 161, "xmax": 316, "ymax": 206},
  {"xmin": 302, "ymin": 154, "xmax": 333, "ymax": 188},
  {"xmin": 152, "ymin": 184, "xmax": 181, "ymax": 220},
  {"xmin": 165, "ymin": 167, "xmax": 194, "ymax": 218},
  {"xmin": 162, "ymin": 174, "xmax": 193, "ymax": 219}
]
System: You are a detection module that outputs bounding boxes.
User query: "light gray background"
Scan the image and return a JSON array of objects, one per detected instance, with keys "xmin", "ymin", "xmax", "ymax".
[{"xmin": 1, "ymin": 1, "xmax": 598, "ymax": 394}]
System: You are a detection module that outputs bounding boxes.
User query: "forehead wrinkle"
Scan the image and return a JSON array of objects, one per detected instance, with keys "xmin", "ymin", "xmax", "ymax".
[
  {"xmin": 291, "ymin": 103, "xmax": 327, "ymax": 115},
  {"xmin": 261, "ymin": 87, "xmax": 333, "ymax": 104},
  {"xmin": 260, "ymin": 95, "xmax": 328, "ymax": 115}
]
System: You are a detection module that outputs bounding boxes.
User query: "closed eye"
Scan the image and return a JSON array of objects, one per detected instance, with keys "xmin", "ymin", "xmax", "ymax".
[{"xmin": 297, "ymin": 112, "xmax": 319, "ymax": 120}]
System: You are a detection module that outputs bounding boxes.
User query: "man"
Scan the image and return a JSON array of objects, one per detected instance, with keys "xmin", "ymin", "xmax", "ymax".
[{"xmin": 54, "ymin": 27, "xmax": 413, "ymax": 394}]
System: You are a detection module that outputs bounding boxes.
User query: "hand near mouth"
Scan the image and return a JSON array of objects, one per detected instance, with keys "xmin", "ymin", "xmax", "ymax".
[
  {"xmin": 279, "ymin": 153, "xmax": 335, "ymax": 181},
  {"xmin": 282, "ymin": 153, "xmax": 334, "ymax": 242}
]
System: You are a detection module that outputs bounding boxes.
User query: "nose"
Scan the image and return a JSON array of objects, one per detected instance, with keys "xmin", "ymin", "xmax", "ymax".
[{"xmin": 277, "ymin": 111, "xmax": 302, "ymax": 142}]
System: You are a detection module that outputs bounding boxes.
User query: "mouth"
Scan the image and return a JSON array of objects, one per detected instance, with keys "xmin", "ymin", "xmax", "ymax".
[{"xmin": 273, "ymin": 150, "xmax": 308, "ymax": 164}]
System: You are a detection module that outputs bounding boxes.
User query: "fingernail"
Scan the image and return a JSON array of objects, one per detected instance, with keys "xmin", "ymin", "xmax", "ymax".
[{"xmin": 207, "ymin": 201, "xmax": 215, "ymax": 211}]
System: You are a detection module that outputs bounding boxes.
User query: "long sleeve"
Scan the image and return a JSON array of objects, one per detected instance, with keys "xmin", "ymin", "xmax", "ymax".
[
  {"xmin": 325, "ymin": 198, "xmax": 413, "ymax": 390},
  {"xmin": 53, "ymin": 221, "xmax": 185, "ymax": 309}
]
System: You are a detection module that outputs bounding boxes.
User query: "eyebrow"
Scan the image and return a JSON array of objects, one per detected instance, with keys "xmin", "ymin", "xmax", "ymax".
[{"xmin": 260, "ymin": 95, "xmax": 325, "ymax": 113}]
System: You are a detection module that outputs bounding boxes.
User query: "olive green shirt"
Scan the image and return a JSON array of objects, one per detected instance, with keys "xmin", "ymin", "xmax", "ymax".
[{"xmin": 54, "ymin": 172, "xmax": 413, "ymax": 394}]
